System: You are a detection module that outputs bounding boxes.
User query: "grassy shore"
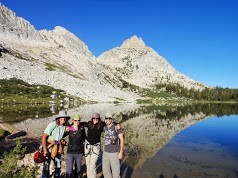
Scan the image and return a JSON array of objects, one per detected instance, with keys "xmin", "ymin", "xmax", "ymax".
[{"xmin": 0, "ymin": 78, "xmax": 83, "ymax": 105}]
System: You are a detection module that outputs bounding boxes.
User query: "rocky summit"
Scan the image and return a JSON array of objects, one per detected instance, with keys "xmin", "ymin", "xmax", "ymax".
[
  {"xmin": 97, "ymin": 35, "xmax": 205, "ymax": 89},
  {"xmin": 0, "ymin": 3, "xmax": 206, "ymax": 102}
]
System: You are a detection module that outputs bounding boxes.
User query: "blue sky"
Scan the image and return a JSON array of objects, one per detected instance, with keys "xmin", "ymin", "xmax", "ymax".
[{"xmin": 1, "ymin": 0, "xmax": 238, "ymax": 88}]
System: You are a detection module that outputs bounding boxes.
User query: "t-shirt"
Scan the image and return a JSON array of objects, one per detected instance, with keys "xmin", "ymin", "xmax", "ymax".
[
  {"xmin": 82, "ymin": 121, "xmax": 105, "ymax": 145},
  {"xmin": 104, "ymin": 124, "xmax": 123, "ymax": 153},
  {"xmin": 44, "ymin": 122, "xmax": 66, "ymax": 141}
]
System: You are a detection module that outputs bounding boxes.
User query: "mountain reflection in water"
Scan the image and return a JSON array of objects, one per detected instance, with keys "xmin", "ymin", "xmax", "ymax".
[
  {"xmin": 2, "ymin": 102, "xmax": 238, "ymax": 178},
  {"xmin": 131, "ymin": 115, "xmax": 238, "ymax": 178}
]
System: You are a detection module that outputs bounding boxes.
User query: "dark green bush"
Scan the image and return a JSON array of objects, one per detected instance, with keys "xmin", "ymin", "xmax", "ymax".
[{"xmin": 0, "ymin": 78, "xmax": 64, "ymax": 98}]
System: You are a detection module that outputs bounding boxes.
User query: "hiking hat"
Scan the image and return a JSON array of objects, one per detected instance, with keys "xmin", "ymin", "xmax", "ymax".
[
  {"xmin": 104, "ymin": 113, "xmax": 113, "ymax": 119},
  {"xmin": 55, "ymin": 110, "xmax": 70, "ymax": 120},
  {"xmin": 72, "ymin": 114, "xmax": 81, "ymax": 121},
  {"xmin": 92, "ymin": 112, "xmax": 100, "ymax": 119}
]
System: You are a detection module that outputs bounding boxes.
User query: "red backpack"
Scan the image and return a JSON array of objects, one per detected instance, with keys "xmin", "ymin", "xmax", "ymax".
[{"xmin": 33, "ymin": 150, "xmax": 46, "ymax": 163}]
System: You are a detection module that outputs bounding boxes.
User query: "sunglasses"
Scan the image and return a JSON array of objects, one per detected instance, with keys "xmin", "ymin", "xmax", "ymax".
[
  {"xmin": 92, "ymin": 117, "xmax": 100, "ymax": 120},
  {"xmin": 105, "ymin": 117, "xmax": 112, "ymax": 120},
  {"xmin": 74, "ymin": 120, "xmax": 80, "ymax": 122}
]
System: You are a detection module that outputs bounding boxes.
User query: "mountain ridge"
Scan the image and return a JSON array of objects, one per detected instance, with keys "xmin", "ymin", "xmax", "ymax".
[
  {"xmin": 0, "ymin": 3, "xmax": 206, "ymax": 102},
  {"xmin": 97, "ymin": 36, "xmax": 205, "ymax": 89}
]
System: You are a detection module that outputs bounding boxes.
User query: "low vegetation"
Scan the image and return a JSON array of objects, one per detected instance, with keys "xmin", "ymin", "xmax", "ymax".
[
  {"xmin": 137, "ymin": 83, "xmax": 238, "ymax": 103},
  {"xmin": 8, "ymin": 48, "xmax": 36, "ymax": 62},
  {"xmin": 1, "ymin": 78, "xmax": 237, "ymax": 105},
  {"xmin": 0, "ymin": 139, "xmax": 37, "ymax": 178},
  {"xmin": 156, "ymin": 83, "xmax": 238, "ymax": 101},
  {"xmin": 0, "ymin": 104, "xmax": 53, "ymax": 123},
  {"xmin": 119, "ymin": 78, "xmax": 143, "ymax": 93},
  {"xmin": 114, "ymin": 102, "xmax": 238, "ymax": 124},
  {"xmin": 0, "ymin": 129, "xmax": 5, "ymax": 137},
  {"xmin": 0, "ymin": 78, "xmax": 82, "ymax": 104},
  {"xmin": 44, "ymin": 62, "xmax": 58, "ymax": 71}
]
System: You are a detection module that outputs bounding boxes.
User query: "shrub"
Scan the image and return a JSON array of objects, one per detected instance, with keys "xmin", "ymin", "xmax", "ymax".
[{"xmin": 0, "ymin": 139, "xmax": 37, "ymax": 178}]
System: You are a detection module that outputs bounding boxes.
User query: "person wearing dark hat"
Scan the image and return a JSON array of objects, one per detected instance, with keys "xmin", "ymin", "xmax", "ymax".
[
  {"xmin": 41, "ymin": 110, "xmax": 70, "ymax": 178},
  {"xmin": 83, "ymin": 112, "xmax": 120, "ymax": 178},
  {"xmin": 65, "ymin": 114, "xmax": 86, "ymax": 178},
  {"xmin": 84, "ymin": 112, "xmax": 103, "ymax": 178}
]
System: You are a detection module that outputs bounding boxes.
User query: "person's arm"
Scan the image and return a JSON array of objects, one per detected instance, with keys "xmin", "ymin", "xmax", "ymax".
[
  {"xmin": 63, "ymin": 128, "xmax": 69, "ymax": 138},
  {"xmin": 118, "ymin": 133, "xmax": 124, "ymax": 160},
  {"xmin": 65, "ymin": 125, "xmax": 70, "ymax": 132},
  {"xmin": 80, "ymin": 121, "xmax": 87, "ymax": 127},
  {"xmin": 42, "ymin": 133, "xmax": 49, "ymax": 157}
]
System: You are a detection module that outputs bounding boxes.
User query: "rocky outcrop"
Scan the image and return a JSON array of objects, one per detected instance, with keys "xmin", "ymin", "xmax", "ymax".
[
  {"xmin": 0, "ymin": 123, "xmax": 19, "ymax": 133},
  {"xmin": 0, "ymin": 3, "xmax": 42, "ymax": 43},
  {"xmin": 121, "ymin": 35, "xmax": 146, "ymax": 49}
]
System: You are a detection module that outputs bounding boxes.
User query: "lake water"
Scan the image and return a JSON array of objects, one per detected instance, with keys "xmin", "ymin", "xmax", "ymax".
[
  {"xmin": 129, "ymin": 115, "xmax": 238, "ymax": 178},
  {"xmin": 1, "ymin": 103, "xmax": 238, "ymax": 177}
]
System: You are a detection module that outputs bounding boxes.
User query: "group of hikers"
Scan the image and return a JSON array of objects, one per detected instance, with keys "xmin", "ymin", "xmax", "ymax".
[{"xmin": 41, "ymin": 110, "xmax": 124, "ymax": 178}]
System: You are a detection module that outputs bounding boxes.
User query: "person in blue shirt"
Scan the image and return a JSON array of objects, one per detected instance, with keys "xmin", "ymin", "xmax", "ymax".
[{"xmin": 41, "ymin": 110, "xmax": 70, "ymax": 178}]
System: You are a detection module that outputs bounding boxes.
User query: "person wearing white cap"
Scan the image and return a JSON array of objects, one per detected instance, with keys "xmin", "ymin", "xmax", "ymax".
[{"xmin": 41, "ymin": 110, "xmax": 70, "ymax": 178}]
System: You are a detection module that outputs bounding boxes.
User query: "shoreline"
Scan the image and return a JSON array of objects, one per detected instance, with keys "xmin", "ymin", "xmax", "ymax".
[{"xmin": 0, "ymin": 135, "xmax": 103, "ymax": 178}]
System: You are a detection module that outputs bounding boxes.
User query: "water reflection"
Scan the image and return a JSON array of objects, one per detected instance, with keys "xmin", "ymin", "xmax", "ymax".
[
  {"xmin": 118, "ymin": 104, "xmax": 238, "ymax": 178},
  {"xmin": 0, "ymin": 104, "xmax": 52, "ymax": 123},
  {"xmin": 120, "ymin": 106, "xmax": 208, "ymax": 177},
  {"xmin": 1, "ymin": 102, "xmax": 238, "ymax": 177},
  {"xmin": 0, "ymin": 103, "xmax": 72, "ymax": 123},
  {"xmin": 133, "ymin": 115, "xmax": 238, "ymax": 178}
]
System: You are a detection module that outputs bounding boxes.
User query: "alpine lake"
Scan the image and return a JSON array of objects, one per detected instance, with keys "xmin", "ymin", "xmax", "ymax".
[{"xmin": 1, "ymin": 102, "xmax": 238, "ymax": 178}]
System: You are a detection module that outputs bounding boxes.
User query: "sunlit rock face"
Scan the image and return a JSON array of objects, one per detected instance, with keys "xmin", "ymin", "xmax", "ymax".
[
  {"xmin": 0, "ymin": 3, "xmax": 42, "ymax": 43},
  {"xmin": 0, "ymin": 3, "xmax": 206, "ymax": 102},
  {"xmin": 0, "ymin": 3, "xmax": 139, "ymax": 102},
  {"xmin": 97, "ymin": 35, "xmax": 206, "ymax": 90}
]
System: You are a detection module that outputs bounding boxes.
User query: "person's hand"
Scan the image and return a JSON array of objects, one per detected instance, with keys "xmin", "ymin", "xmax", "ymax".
[
  {"xmin": 118, "ymin": 151, "xmax": 123, "ymax": 160},
  {"xmin": 43, "ymin": 149, "xmax": 49, "ymax": 157},
  {"xmin": 66, "ymin": 126, "xmax": 70, "ymax": 132}
]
